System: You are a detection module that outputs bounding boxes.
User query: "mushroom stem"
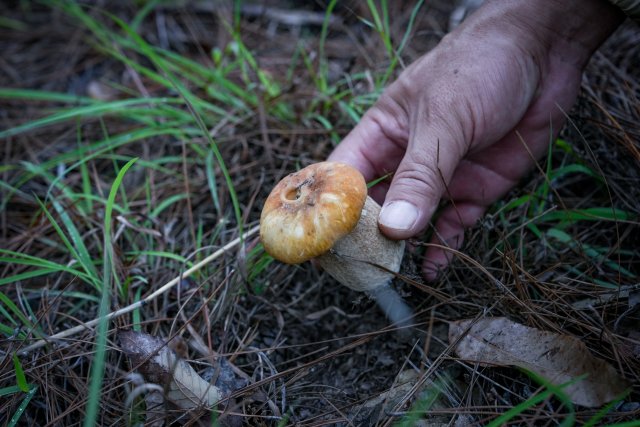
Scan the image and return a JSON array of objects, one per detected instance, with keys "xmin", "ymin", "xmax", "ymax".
[
  {"xmin": 369, "ymin": 284, "xmax": 414, "ymax": 330},
  {"xmin": 316, "ymin": 196, "xmax": 405, "ymax": 292}
]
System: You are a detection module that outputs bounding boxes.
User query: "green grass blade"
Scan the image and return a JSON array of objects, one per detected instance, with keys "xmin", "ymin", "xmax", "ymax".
[
  {"xmin": 132, "ymin": 286, "xmax": 143, "ymax": 332},
  {"xmin": 537, "ymin": 207, "xmax": 633, "ymax": 223},
  {"xmin": 205, "ymin": 151, "xmax": 222, "ymax": 218},
  {"xmin": 7, "ymin": 385, "xmax": 37, "ymax": 427},
  {"xmin": 548, "ymin": 163, "xmax": 602, "ymax": 181},
  {"xmin": 366, "ymin": 0, "xmax": 389, "ymax": 53},
  {"xmin": 34, "ymin": 197, "xmax": 101, "ymax": 289},
  {"xmin": 0, "ymin": 269, "xmax": 59, "ymax": 287},
  {"xmin": 535, "ymin": 131, "xmax": 555, "ymax": 216},
  {"xmin": 159, "ymin": 48, "xmax": 252, "ymax": 109},
  {"xmin": 12, "ymin": 354, "xmax": 29, "ymax": 392},
  {"xmin": 485, "ymin": 370, "xmax": 585, "ymax": 427},
  {"xmin": 0, "ymin": 304, "xmax": 16, "ymax": 327},
  {"xmin": 126, "ymin": 250, "xmax": 189, "ymax": 264},
  {"xmin": 546, "ymin": 228, "xmax": 636, "ymax": 278},
  {"xmin": 0, "ymin": 16, "xmax": 28, "ymax": 31},
  {"xmin": 0, "ymin": 88, "xmax": 93, "ymax": 104},
  {"xmin": 317, "ymin": 0, "xmax": 338, "ymax": 94},
  {"xmin": 395, "ymin": 0, "xmax": 425, "ymax": 58},
  {"xmin": 0, "ymin": 292, "xmax": 36, "ymax": 334},
  {"xmin": 0, "ymin": 385, "xmax": 23, "ymax": 397},
  {"xmin": 0, "ymin": 323, "xmax": 28, "ymax": 339},
  {"xmin": 367, "ymin": 172, "xmax": 393, "ymax": 189},
  {"xmin": 486, "ymin": 389, "xmax": 555, "ymax": 427},
  {"xmin": 84, "ymin": 157, "xmax": 138, "ymax": 427},
  {"xmin": 583, "ymin": 394, "xmax": 628, "ymax": 427},
  {"xmin": 51, "ymin": 198, "xmax": 101, "ymax": 280},
  {"xmin": 35, "ymin": 290, "xmax": 100, "ymax": 304},
  {"xmin": 338, "ymin": 100, "xmax": 362, "ymax": 125},
  {"xmin": 396, "ymin": 383, "xmax": 442, "ymax": 427},
  {"xmin": 0, "ymin": 250, "xmax": 94, "ymax": 284},
  {"xmin": 130, "ymin": 0, "xmax": 162, "ymax": 30},
  {"xmin": 0, "ymin": 97, "xmax": 181, "ymax": 139},
  {"xmin": 149, "ymin": 193, "xmax": 190, "ymax": 218}
]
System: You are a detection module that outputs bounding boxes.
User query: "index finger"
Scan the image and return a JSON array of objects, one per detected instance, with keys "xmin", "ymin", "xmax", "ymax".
[{"xmin": 328, "ymin": 104, "xmax": 409, "ymax": 182}]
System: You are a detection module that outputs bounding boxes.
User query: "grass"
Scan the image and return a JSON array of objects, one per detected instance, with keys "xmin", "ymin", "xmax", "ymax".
[
  {"xmin": 84, "ymin": 156, "xmax": 138, "ymax": 427},
  {"xmin": 0, "ymin": 1, "xmax": 638, "ymax": 425},
  {"xmin": 491, "ymin": 138, "xmax": 637, "ymax": 289},
  {"xmin": 5, "ymin": 385, "xmax": 38, "ymax": 427}
]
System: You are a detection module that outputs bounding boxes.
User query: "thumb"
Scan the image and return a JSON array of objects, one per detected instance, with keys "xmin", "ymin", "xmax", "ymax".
[{"xmin": 378, "ymin": 118, "xmax": 467, "ymax": 239}]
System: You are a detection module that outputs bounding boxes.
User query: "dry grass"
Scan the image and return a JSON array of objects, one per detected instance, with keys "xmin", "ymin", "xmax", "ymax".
[{"xmin": 0, "ymin": 1, "xmax": 638, "ymax": 426}]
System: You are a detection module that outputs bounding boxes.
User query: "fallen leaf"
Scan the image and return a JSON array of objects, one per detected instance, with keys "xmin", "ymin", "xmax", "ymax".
[
  {"xmin": 351, "ymin": 370, "xmax": 456, "ymax": 426},
  {"xmin": 449, "ymin": 317, "xmax": 630, "ymax": 407},
  {"xmin": 86, "ymin": 80, "xmax": 119, "ymax": 101},
  {"xmin": 201, "ymin": 357, "xmax": 248, "ymax": 397},
  {"xmin": 119, "ymin": 330, "xmax": 221, "ymax": 410}
]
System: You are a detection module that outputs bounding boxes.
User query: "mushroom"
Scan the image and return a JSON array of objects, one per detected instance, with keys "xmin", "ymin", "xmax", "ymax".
[{"xmin": 260, "ymin": 161, "xmax": 406, "ymax": 295}]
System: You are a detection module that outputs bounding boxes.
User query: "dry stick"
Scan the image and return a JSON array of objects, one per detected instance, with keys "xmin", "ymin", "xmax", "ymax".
[{"xmin": 19, "ymin": 225, "xmax": 260, "ymax": 356}]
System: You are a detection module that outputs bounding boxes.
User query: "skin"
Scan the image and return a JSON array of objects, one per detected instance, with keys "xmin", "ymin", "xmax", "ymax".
[{"xmin": 328, "ymin": 0, "xmax": 624, "ymax": 280}]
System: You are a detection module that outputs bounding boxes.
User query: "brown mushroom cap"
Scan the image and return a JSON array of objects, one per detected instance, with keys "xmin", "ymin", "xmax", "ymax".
[{"xmin": 260, "ymin": 162, "xmax": 367, "ymax": 264}]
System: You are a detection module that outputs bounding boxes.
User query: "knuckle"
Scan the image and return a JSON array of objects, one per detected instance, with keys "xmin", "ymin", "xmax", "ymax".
[
  {"xmin": 428, "ymin": 98, "xmax": 474, "ymax": 157},
  {"xmin": 393, "ymin": 160, "xmax": 444, "ymax": 204}
]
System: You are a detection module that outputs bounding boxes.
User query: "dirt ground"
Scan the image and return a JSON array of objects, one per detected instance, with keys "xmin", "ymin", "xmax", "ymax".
[{"xmin": 1, "ymin": 1, "xmax": 639, "ymax": 425}]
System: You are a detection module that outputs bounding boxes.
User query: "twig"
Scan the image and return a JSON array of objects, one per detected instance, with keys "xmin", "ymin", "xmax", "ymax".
[
  {"xmin": 571, "ymin": 283, "xmax": 640, "ymax": 310},
  {"xmin": 240, "ymin": 4, "xmax": 342, "ymax": 27},
  {"xmin": 18, "ymin": 225, "xmax": 260, "ymax": 356}
]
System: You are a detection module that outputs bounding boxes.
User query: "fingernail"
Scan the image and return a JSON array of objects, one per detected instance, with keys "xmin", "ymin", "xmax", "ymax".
[{"xmin": 379, "ymin": 201, "xmax": 419, "ymax": 232}]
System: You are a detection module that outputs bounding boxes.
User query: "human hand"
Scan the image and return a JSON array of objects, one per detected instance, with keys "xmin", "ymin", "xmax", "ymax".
[{"xmin": 328, "ymin": 0, "xmax": 622, "ymax": 280}]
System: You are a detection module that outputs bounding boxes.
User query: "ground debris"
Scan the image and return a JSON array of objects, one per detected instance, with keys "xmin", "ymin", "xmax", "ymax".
[
  {"xmin": 119, "ymin": 330, "xmax": 222, "ymax": 414},
  {"xmin": 349, "ymin": 370, "xmax": 456, "ymax": 426},
  {"xmin": 1, "ymin": 0, "xmax": 638, "ymax": 424},
  {"xmin": 449, "ymin": 317, "xmax": 631, "ymax": 407}
]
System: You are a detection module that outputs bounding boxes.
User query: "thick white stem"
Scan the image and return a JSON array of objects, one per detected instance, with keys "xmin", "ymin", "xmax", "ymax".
[{"xmin": 316, "ymin": 196, "xmax": 405, "ymax": 292}]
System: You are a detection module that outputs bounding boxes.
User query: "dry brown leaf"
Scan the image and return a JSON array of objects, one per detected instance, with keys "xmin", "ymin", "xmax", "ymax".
[
  {"xmin": 449, "ymin": 317, "xmax": 630, "ymax": 407},
  {"xmin": 119, "ymin": 330, "xmax": 222, "ymax": 410}
]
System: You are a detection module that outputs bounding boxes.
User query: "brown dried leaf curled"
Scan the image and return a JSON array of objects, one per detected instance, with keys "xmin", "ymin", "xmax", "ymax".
[
  {"xmin": 449, "ymin": 317, "xmax": 630, "ymax": 407},
  {"xmin": 119, "ymin": 330, "xmax": 221, "ymax": 410}
]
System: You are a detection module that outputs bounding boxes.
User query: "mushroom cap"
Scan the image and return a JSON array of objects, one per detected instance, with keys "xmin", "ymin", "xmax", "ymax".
[{"xmin": 260, "ymin": 161, "xmax": 367, "ymax": 264}]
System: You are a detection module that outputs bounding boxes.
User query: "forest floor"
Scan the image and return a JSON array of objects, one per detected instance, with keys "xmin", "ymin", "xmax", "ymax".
[{"xmin": 0, "ymin": 1, "xmax": 639, "ymax": 425}]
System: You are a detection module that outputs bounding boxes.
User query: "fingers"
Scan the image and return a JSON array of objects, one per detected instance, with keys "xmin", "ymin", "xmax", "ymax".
[
  {"xmin": 422, "ymin": 202, "xmax": 486, "ymax": 281},
  {"xmin": 328, "ymin": 101, "xmax": 409, "ymax": 183},
  {"xmin": 330, "ymin": 81, "xmax": 477, "ymax": 242},
  {"xmin": 378, "ymin": 107, "xmax": 468, "ymax": 239}
]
